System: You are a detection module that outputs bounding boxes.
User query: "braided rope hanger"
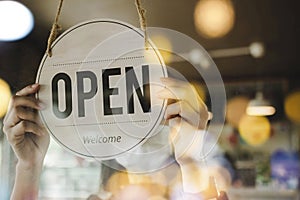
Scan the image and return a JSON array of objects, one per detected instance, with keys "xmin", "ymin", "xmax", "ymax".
[
  {"xmin": 46, "ymin": 0, "xmax": 64, "ymax": 57},
  {"xmin": 46, "ymin": 0, "xmax": 148, "ymax": 57},
  {"xmin": 134, "ymin": 0, "xmax": 149, "ymax": 49}
]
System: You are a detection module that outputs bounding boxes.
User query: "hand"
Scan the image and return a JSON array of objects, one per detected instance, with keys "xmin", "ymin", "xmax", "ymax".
[
  {"xmin": 158, "ymin": 77, "xmax": 210, "ymax": 130},
  {"xmin": 3, "ymin": 84, "xmax": 49, "ymax": 169},
  {"xmin": 158, "ymin": 77, "xmax": 210, "ymax": 162}
]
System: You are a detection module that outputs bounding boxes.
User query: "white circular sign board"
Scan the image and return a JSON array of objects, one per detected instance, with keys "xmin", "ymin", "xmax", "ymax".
[{"xmin": 36, "ymin": 19, "xmax": 167, "ymax": 160}]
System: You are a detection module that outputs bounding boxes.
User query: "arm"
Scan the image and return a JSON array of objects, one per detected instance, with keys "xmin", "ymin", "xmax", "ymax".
[
  {"xmin": 3, "ymin": 84, "xmax": 50, "ymax": 200},
  {"xmin": 159, "ymin": 77, "xmax": 230, "ymax": 200},
  {"xmin": 12, "ymin": 162, "xmax": 44, "ymax": 199}
]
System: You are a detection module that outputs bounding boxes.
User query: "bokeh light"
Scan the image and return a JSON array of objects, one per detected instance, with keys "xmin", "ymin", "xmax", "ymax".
[
  {"xmin": 238, "ymin": 115, "xmax": 271, "ymax": 146},
  {"xmin": 226, "ymin": 96, "xmax": 250, "ymax": 128},
  {"xmin": 0, "ymin": 79, "xmax": 11, "ymax": 118},
  {"xmin": 146, "ymin": 34, "xmax": 173, "ymax": 64},
  {"xmin": 284, "ymin": 91, "xmax": 300, "ymax": 123},
  {"xmin": 0, "ymin": 1, "xmax": 34, "ymax": 41},
  {"xmin": 194, "ymin": 0, "xmax": 235, "ymax": 38}
]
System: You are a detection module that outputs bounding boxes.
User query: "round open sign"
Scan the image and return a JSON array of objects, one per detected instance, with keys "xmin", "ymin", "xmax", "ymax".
[{"xmin": 36, "ymin": 19, "xmax": 167, "ymax": 160}]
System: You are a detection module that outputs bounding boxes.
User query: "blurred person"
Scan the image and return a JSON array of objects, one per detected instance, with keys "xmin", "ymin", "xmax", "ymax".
[{"xmin": 3, "ymin": 77, "xmax": 231, "ymax": 200}]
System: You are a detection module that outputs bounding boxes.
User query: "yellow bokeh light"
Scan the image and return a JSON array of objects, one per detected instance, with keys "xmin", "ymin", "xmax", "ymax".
[
  {"xmin": 194, "ymin": 0, "xmax": 235, "ymax": 38},
  {"xmin": 105, "ymin": 171, "xmax": 168, "ymax": 198},
  {"xmin": 284, "ymin": 91, "xmax": 300, "ymax": 123},
  {"xmin": 0, "ymin": 78, "xmax": 11, "ymax": 118},
  {"xmin": 105, "ymin": 171, "xmax": 130, "ymax": 195},
  {"xmin": 146, "ymin": 35, "xmax": 173, "ymax": 64},
  {"xmin": 238, "ymin": 115, "xmax": 271, "ymax": 146},
  {"xmin": 226, "ymin": 96, "xmax": 250, "ymax": 128},
  {"xmin": 148, "ymin": 196, "xmax": 167, "ymax": 200}
]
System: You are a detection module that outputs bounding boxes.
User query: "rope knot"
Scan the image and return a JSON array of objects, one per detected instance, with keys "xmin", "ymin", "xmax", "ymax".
[{"xmin": 47, "ymin": 23, "xmax": 62, "ymax": 57}]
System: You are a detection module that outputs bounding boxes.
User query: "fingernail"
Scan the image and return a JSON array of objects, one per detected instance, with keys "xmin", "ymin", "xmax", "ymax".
[{"xmin": 31, "ymin": 83, "xmax": 39, "ymax": 89}]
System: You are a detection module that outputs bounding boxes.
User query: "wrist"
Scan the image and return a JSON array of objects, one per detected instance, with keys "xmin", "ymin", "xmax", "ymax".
[
  {"xmin": 12, "ymin": 161, "xmax": 43, "ymax": 200},
  {"xmin": 16, "ymin": 160, "xmax": 44, "ymax": 175},
  {"xmin": 178, "ymin": 161, "xmax": 204, "ymax": 193}
]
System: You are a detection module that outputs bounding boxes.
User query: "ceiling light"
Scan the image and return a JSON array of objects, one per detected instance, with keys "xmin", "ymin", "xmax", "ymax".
[
  {"xmin": 249, "ymin": 42, "xmax": 265, "ymax": 58},
  {"xmin": 246, "ymin": 91, "xmax": 276, "ymax": 116},
  {"xmin": 0, "ymin": 1, "xmax": 34, "ymax": 41},
  {"xmin": 194, "ymin": 0, "xmax": 235, "ymax": 38}
]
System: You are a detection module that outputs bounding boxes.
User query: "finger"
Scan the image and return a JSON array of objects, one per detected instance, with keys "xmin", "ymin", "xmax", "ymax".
[
  {"xmin": 3, "ymin": 97, "xmax": 44, "ymax": 136},
  {"xmin": 158, "ymin": 83, "xmax": 206, "ymax": 113},
  {"xmin": 3, "ymin": 107, "xmax": 33, "ymax": 129},
  {"xmin": 158, "ymin": 78, "xmax": 193, "ymax": 100},
  {"xmin": 16, "ymin": 83, "xmax": 40, "ymax": 96},
  {"xmin": 160, "ymin": 77, "xmax": 201, "ymax": 100},
  {"xmin": 165, "ymin": 100, "xmax": 209, "ymax": 129},
  {"xmin": 165, "ymin": 100, "xmax": 197, "ymax": 120},
  {"xmin": 157, "ymin": 87, "xmax": 200, "ymax": 110},
  {"xmin": 157, "ymin": 87, "xmax": 181, "ymax": 100},
  {"xmin": 160, "ymin": 77, "xmax": 189, "ymax": 88},
  {"xmin": 15, "ymin": 106, "xmax": 42, "ymax": 125},
  {"xmin": 5, "ymin": 121, "xmax": 44, "ymax": 145},
  {"xmin": 10, "ymin": 95, "xmax": 44, "ymax": 111},
  {"xmin": 13, "ymin": 121, "xmax": 44, "ymax": 137}
]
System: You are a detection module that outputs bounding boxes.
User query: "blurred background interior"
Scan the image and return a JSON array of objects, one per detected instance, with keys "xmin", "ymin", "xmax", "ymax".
[{"xmin": 0, "ymin": 0, "xmax": 299, "ymax": 199}]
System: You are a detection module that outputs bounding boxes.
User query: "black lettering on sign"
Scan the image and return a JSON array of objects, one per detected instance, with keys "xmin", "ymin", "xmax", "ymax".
[
  {"xmin": 52, "ymin": 73, "xmax": 72, "ymax": 119},
  {"xmin": 77, "ymin": 71, "xmax": 98, "ymax": 117},
  {"xmin": 102, "ymin": 68, "xmax": 123, "ymax": 115},
  {"xmin": 126, "ymin": 65, "xmax": 151, "ymax": 114},
  {"xmin": 51, "ymin": 65, "xmax": 152, "ymax": 119}
]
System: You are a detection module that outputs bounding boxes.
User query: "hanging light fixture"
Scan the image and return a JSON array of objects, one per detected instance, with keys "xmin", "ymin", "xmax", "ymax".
[{"xmin": 246, "ymin": 91, "xmax": 276, "ymax": 116}]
